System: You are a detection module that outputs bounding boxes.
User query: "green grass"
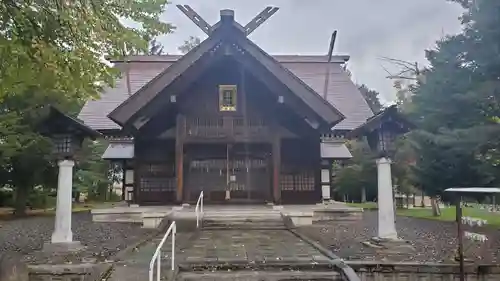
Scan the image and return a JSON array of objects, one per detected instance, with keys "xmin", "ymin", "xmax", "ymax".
[
  {"xmin": 347, "ymin": 202, "xmax": 500, "ymax": 226},
  {"xmin": 346, "ymin": 202, "xmax": 378, "ymax": 209},
  {"xmin": 0, "ymin": 201, "xmax": 117, "ymax": 219},
  {"xmin": 399, "ymin": 207, "xmax": 500, "ymax": 226}
]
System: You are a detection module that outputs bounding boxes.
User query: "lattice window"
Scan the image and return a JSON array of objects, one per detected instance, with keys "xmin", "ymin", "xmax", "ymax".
[
  {"xmin": 229, "ymin": 182, "xmax": 246, "ymax": 191},
  {"xmin": 233, "ymin": 118, "xmax": 244, "ymax": 127},
  {"xmin": 219, "ymin": 85, "xmax": 237, "ymax": 111},
  {"xmin": 139, "ymin": 177, "xmax": 176, "ymax": 192},
  {"xmin": 280, "ymin": 172, "xmax": 315, "ymax": 191},
  {"xmin": 139, "ymin": 162, "xmax": 175, "ymax": 192},
  {"xmin": 280, "ymin": 174, "xmax": 295, "ymax": 191},
  {"xmin": 140, "ymin": 163, "xmax": 174, "ymax": 177},
  {"xmin": 53, "ymin": 134, "xmax": 73, "ymax": 154},
  {"xmin": 247, "ymin": 118, "xmax": 265, "ymax": 127}
]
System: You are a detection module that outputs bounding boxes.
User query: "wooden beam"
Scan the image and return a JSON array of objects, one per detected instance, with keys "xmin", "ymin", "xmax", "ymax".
[
  {"xmin": 134, "ymin": 47, "xmax": 226, "ymax": 134},
  {"xmin": 272, "ymin": 134, "xmax": 281, "ymax": 203},
  {"xmin": 175, "ymin": 115, "xmax": 186, "ymax": 203},
  {"xmin": 244, "ymin": 7, "xmax": 279, "ymax": 36},
  {"xmin": 108, "ymin": 31, "xmax": 221, "ymax": 126},
  {"xmin": 240, "ymin": 70, "xmax": 318, "ymax": 138},
  {"xmin": 232, "ymin": 34, "xmax": 344, "ymax": 126},
  {"xmin": 230, "ymin": 51, "xmax": 326, "ymax": 133},
  {"xmin": 133, "ymin": 145, "xmax": 140, "ymax": 205},
  {"xmin": 176, "ymin": 4, "xmax": 213, "ymax": 35},
  {"xmin": 313, "ymin": 138, "xmax": 322, "ymax": 202}
]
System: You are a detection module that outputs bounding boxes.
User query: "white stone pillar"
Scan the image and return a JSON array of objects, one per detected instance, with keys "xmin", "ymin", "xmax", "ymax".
[
  {"xmin": 321, "ymin": 168, "xmax": 331, "ymax": 202},
  {"xmin": 51, "ymin": 160, "xmax": 75, "ymax": 244},
  {"xmin": 376, "ymin": 157, "xmax": 398, "ymax": 240}
]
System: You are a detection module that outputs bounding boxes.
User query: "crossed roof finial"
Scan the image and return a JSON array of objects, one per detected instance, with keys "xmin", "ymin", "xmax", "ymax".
[{"xmin": 176, "ymin": 5, "xmax": 279, "ymax": 36}]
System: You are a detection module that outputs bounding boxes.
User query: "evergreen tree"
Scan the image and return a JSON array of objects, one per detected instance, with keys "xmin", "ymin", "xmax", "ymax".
[
  {"xmin": 357, "ymin": 84, "xmax": 383, "ymax": 113},
  {"xmin": 0, "ymin": 0, "xmax": 174, "ymax": 215},
  {"xmin": 178, "ymin": 36, "xmax": 201, "ymax": 54},
  {"xmin": 408, "ymin": 0, "xmax": 500, "ymax": 202}
]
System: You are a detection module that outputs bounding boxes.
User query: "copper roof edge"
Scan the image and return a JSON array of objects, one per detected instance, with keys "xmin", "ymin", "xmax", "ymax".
[{"xmin": 107, "ymin": 54, "xmax": 351, "ymax": 63}]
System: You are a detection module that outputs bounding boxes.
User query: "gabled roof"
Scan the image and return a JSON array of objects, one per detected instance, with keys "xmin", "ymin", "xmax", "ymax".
[
  {"xmin": 102, "ymin": 139, "xmax": 134, "ymax": 160},
  {"xmin": 348, "ymin": 105, "xmax": 415, "ymax": 138},
  {"xmin": 107, "ymin": 36, "xmax": 222, "ymax": 127},
  {"xmin": 320, "ymin": 142, "xmax": 352, "ymax": 159},
  {"xmin": 39, "ymin": 106, "xmax": 101, "ymax": 139},
  {"xmin": 78, "ymin": 55, "xmax": 373, "ymax": 133},
  {"xmin": 107, "ymin": 13, "xmax": 346, "ymax": 130}
]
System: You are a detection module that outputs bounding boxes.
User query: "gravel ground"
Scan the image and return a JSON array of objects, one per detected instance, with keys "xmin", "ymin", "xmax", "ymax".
[
  {"xmin": 0, "ymin": 212, "xmax": 154, "ymax": 264},
  {"xmin": 297, "ymin": 210, "xmax": 500, "ymax": 264}
]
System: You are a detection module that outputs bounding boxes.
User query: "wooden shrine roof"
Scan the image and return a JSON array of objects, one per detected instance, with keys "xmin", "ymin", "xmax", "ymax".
[
  {"xmin": 107, "ymin": 16, "xmax": 345, "ymax": 130},
  {"xmin": 78, "ymin": 54, "xmax": 373, "ymax": 134},
  {"xmin": 39, "ymin": 106, "xmax": 101, "ymax": 139},
  {"xmin": 78, "ymin": 9, "xmax": 373, "ymax": 134},
  {"xmin": 348, "ymin": 105, "xmax": 415, "ymax": 139}
]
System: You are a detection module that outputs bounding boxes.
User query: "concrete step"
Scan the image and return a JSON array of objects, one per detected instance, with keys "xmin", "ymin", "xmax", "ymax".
[
  {"xmin": 202, "ymin": 218, "xmax": 285, "ymax": 230},
  {"xmin": 202, "ymin": 211, "xmax": 282, "ymax": 217},
  {"xmin": 176, "ymin": 270, "xmax": 343, "ymax": 281},
  {"xmin": 202, "ymin": 209, "xmax": 284, "ymax": 230}
]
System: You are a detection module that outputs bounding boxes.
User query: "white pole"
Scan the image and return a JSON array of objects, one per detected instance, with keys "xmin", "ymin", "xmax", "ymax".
[
  {"xmin": 376, "ymin": 157, "xmax": 398, "ymax": 240},
  {"xmin": 51, "ymin": 160, "xmax": 75, "ymax": 243}
]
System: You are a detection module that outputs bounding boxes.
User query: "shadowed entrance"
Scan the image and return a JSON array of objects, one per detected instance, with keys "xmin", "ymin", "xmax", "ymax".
[{"xmin": 185, "ymin": 143, "xmax": 271, "ymax": 203}]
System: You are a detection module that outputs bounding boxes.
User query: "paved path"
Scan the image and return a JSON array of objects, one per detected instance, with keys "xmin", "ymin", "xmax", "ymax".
[
  {"xmin": 183, "ymin": 229, "xmax": 329, "ymax": 264},
  {"xmin": 108, "ymin": 229, "xmax": 334, "ymax": 281}
]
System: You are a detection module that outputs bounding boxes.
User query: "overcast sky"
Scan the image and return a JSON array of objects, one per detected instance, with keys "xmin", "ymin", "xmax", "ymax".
[{"xmin": 156, "ymin": 0, "xmax": 464, "ymax": 103}]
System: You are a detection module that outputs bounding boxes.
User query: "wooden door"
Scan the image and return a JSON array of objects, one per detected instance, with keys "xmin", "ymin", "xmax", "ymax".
[{"xmin": 185, "ymin": 143, "xmax": 271, "ymax": 203}]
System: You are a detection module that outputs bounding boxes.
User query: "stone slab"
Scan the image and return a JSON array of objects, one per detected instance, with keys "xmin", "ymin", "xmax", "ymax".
[
  {"xmin": 42, "ymin": 241, "xmax": 84, "ymax": 253},
  {"xmin": 178, "ymin": 229, "xmax": 330, "ymax": 266}
]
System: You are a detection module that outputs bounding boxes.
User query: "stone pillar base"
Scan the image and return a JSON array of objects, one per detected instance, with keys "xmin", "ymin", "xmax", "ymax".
[
  {"xmin": 43, "ymin": 241, "xmax": 84, "ymax": 253},
  {"xmin": 362, "ymin": 237, "xmax": 414, "ymax": 254}
]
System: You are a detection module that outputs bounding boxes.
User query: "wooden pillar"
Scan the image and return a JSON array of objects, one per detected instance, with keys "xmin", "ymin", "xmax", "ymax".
[
  {"xmin": 329, "ymin": 160, "xmax": 335, "ymax": 200},
  {"xmin": 133, "ymin": 143, "xmax": 140, "ymax": 205},
  {"xmin": 121, "ymin": 161, "xmax": 126, "ymax": 201},
  {"xmin": 313, "ymin": 139, "xmax": 322, "ymax": 202},
  {"xmin": 272, "ymin": 135, "xmax": 281, "ymax": 203},
  {"xmin": 175, "ymin": 115, "xmax": 186, "ymax": 203}
]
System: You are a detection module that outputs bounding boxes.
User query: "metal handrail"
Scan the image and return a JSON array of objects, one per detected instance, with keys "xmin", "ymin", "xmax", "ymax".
[
  {"xmin": 149, "ymin": 221, "xmax": 176, "ymax": 281},
  {"xmin": 195, "ymin": 191, "xmax": 204, "ymax": 228}
]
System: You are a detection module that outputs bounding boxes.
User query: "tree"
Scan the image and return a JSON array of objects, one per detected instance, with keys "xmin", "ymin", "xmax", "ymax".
[
  {"xmin": 405, "ymin": 0, "xmax": 500, "ymax": 213},
  {"xmin": 178, "ymin": 36, "xmax": 201, "ymax": 54},
  {"xmin": 335, "ymin": 85, "xmax": 385, "ymax": 203},
  {"xmin": 74, "ymin": 140, "xmax": 121, "ymax": 202},
  {"xmin": 380, "ymin": 57, "xmax": 425, "ymax": 113},
  {"xmin": 357, "ymin": 84, "xmax": 382, "ymax": 113},
  {"xmin": 0, "ymin": 0, "xmax": 174, "ymax": 102},
  {"xmin": 0, "ymin": 0, "xmax": 174, "ymax": 215},
  {"xmin": 334, "ymin": 140, "xmax": 377, "ymax": 203},
  {"xmin": 149, "ymin": 39, "xmax": 165, "ymax": 55}
]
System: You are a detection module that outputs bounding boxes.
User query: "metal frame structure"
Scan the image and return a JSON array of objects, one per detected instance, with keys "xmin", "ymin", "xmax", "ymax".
[{"xmin": 444, "ymin": 187, "xmax": 500, "ymax": 281}]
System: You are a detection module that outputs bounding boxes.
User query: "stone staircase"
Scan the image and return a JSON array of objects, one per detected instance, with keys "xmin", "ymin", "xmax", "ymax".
[
  {"xmin": 106, "ymin": 207, "xmax": 361, "ymax": 281},
  {"xmin": 175, "ymin": 265, "xmax": 345, "ymax": 281},
  {"xmin": 201, "ymin": 208, "xmax": 285, "ymax": 229}
]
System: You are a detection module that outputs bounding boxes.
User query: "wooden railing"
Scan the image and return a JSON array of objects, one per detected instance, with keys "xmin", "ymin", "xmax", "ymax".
[{"xmin": 185, "ymin": 116, "xmax": 268, "ymax": 139}]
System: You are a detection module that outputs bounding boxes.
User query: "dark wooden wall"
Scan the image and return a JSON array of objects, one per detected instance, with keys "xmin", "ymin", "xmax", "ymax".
[
  {"xmin": 179, "ymin": 57, "xmax": 282, "ymax": 143},
  {"xmin": 280, "ymin": 138, "xmax": 322, "ymax": 203},
  {"xmin": 133, "ymin": 57, "xmax": 322, "ymax": 205},
  {"xmin": 134, "ymin": 139, "xmax": 176, "ymax": 205}
]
